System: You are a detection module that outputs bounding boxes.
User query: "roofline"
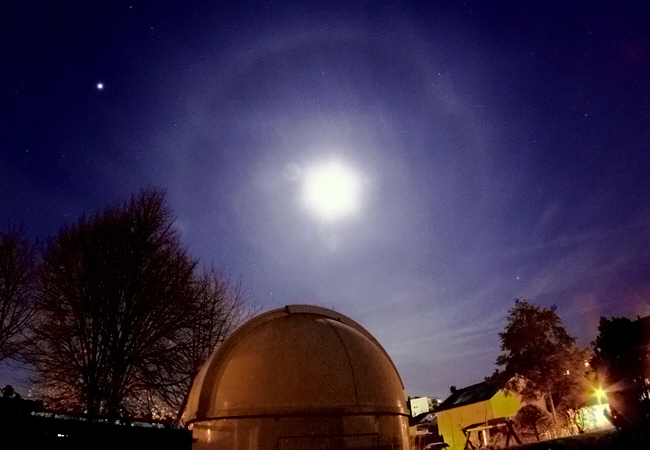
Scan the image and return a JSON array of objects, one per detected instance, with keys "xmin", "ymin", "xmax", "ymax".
[{"xmin": 432, "ymin": 380, "xmax": 506, "ymax": 414}]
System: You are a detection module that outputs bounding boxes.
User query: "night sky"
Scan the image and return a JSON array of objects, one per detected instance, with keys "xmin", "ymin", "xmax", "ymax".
[{"xmin": 2, "ymin": 1, "xmax": 650, "ymax": 400}]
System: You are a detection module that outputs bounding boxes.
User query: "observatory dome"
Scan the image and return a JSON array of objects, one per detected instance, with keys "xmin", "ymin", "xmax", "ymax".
[{"xmin": 184, "ymin": 305, "xmax": 410, "ymax": 449}]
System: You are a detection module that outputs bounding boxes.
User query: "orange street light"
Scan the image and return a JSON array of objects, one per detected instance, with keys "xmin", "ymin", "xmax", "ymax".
[{"xmin": 594, "ymin": 386, "xmax": 607, "ymax": 404}]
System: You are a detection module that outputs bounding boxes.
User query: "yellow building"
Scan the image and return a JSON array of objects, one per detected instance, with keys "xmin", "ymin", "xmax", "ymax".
[{"xmin": 433, "ymin": 380, "xmax": 521, "ymax": 450}]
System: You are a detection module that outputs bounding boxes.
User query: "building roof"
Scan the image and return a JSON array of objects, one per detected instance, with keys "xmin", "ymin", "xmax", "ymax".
[
  {"xmin": 409, "ymin": 411, "xmax": 436, "ymax": 427},
  {"xmin": 183, "ymin": 305, "xmax": 408, "ymax": 423},
  {"xmin": 432, "ymin": 380, "xmax": 503, "ymax": 414}
]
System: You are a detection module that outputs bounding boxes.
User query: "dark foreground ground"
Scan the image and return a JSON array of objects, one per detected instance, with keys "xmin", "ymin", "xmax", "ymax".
[
  {"xmin": 1, "ymin": 397, "xmax": 191, "ymax": 450},
  {"xmin": 511, "ymin": 428, "xmax": 650, "ymax": 450}
]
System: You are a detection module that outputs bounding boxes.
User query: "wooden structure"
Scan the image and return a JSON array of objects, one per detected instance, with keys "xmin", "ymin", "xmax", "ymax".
[{"xmin": 461, "ymin": 418, "xmax": 521, "ymax": 450}]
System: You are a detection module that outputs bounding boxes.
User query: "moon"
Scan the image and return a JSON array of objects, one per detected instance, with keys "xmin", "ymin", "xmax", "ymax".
[{"xmin": 303, "ymin": 162, "xmax": 360, "ymax": 220}]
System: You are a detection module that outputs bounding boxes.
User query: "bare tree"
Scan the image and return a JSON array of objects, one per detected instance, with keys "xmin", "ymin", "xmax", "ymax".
[
  {"xmin": 131, "ymin": 265, "xmax": 254, "ymax": 422},
  {"xmin": 0, "ymin": 227, "xmax": 36, "ymax": 364},
  {"xmin": 28, "ymin": 190, "xmax": 199, "ymax": 415},
  {"xmin": 173, "ymin": 267, "xmax": 253, "ymax": 422}
]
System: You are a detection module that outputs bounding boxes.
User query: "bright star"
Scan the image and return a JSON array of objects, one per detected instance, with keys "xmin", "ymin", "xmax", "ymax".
[{"xmin": 96, "ymin": 83, "xmax": 104, "ymax": 90}]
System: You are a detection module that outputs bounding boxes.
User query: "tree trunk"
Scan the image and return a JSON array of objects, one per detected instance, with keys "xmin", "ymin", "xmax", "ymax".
[
  {"xmin": 548, "ymin": 390, "xmax": 558, "ymax": 437},
  {"xmin": 174, "ymin": 374, "xmax": 196, "ymax": 425}
]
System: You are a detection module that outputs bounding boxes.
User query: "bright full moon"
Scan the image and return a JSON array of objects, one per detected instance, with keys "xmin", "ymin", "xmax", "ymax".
[{"xmin": 303, "ymin": 162, "xmax": 360, "ymax": 220}]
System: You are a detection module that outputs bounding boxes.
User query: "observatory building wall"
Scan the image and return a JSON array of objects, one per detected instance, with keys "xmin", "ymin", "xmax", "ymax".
[{"xmin": 184, "ymin": 305, "xmax": 410, "ymax": 450}]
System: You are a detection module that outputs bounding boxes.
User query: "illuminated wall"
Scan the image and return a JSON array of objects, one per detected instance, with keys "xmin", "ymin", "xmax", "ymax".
[{"xmin": 436, "ymin": 391, "xmax": 521, "ymax": 450}]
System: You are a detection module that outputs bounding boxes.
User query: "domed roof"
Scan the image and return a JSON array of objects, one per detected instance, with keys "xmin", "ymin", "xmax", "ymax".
[{"xmin": 184, "ymin": 305, "xmax": 407, "ymax": 422}]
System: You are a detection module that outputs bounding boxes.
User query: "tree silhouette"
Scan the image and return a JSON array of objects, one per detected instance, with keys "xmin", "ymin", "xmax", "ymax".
[
  {"xmin": 27, "ymin": 189, "xmax": 249, "ymax": 417},
  {"xmin": 591, "ymin": 316, "xmax": 650, "ymax": 431},
  {"xmin": 514, "ymin": 404, "xmax": 552, "ymax": 442},
  {"xmin": 147, "ymin": 266, "xmax": 253, "ymax": 423},
  {"xmin": 493, "ymin": 299, "xmax": 589, "ymax": 427},
  {"xmin": 0, "ymin": 227, "xmax": 36, "ymax": 364}
]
